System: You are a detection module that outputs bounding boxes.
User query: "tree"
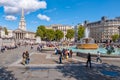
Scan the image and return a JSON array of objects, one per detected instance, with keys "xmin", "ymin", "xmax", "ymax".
[
  {"xmin": 35, "ymin": 29, "xmax": 43, "ymax": 38},
  {"xmin": 111, "ymin": 34, "xmax": 119, "ymax": 42},
  {"xmin": 78, "ymin": 25, "xmax": 85, "ymax": 40},
  {"xmin": 35, "ymin": 25, "xmax": 46, "ymax": 40},
  {"xmin": 46, "ymin": 29, "xmax": 55, "ymax": 41},
  {"xmin": 55, "ymin": 30, "xmax": 64, "ymax": 41},
  {"xmin": 4, "ymin": 27, "xmax": 8, "ymax": 35},
  {"xmin": 65, "ymin": 29, "xmax": 75, "ymax": 41}
]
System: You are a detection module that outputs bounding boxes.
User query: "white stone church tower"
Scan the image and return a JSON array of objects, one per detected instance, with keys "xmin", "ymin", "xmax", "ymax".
[
  {"xmin": 13, "ymin": 8, "xmax": 35, "ymax": 44},
  {"xmin": 18, "ymin": 8, "xmax": 26, "ymax": 31}
]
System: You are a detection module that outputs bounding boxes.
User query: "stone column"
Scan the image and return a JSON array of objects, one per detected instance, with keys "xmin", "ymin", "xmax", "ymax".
[
  {"xmin": 20, "ymin": 33, "xmax": 21, "ymax": 39},
  {"xmin": 15, "ymin": 33, "xmax": 17, "ymax": 39},
  {"xmin": 23, "ymin": 33, "xmax": 24, "ymax": 39},
  {"xmin": 19, "ymin": 33, "xmax": 20, "ymax": 39},
  {"xmin": 18, "ymin": 33, "xmax": 19, "ymax": 39},
  {"xmin": 16, "ymin": 33, "xmax": 18, "ymax": 39},
  {"xmin": 17, "ymin": 33, "xmax": 19, "ymax": 39},
  {"xmin": 21, "ymin": 33, "xmax": 23, "ymax": 39},
  {"xmin": 19, "ymin": 33, "xmax": 21, "ymax": 39},
  {"xmin": 21, "ymin": 33, "xmax": 22, "ymax": 39}
]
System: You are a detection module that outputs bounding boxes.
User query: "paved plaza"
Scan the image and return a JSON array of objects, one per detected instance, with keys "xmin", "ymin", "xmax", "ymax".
[{"xmin": 0, "ymin": 45, "xmax": 120, "ymax": 80}]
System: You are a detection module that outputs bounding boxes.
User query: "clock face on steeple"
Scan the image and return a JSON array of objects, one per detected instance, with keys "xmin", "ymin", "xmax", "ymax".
[{"xmin": 18, "ymin": 8, "xmax": 26, "ymax": 31}]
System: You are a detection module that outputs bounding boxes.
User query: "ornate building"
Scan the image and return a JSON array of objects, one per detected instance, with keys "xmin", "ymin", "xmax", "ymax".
[
  {"xmin": 47, "ymin": 24, "xmax": 74, "ymax": 41},
  {"xmin": 0, "ymin": 8, "xmax": 36, "ymax": 47},
  {"xmin": 84, "ymin": 16, "xmax": 120, "ymax": 42},
  {"xmin": 13, "ymin": 8, "xmax": 35, "ymax": 44}
]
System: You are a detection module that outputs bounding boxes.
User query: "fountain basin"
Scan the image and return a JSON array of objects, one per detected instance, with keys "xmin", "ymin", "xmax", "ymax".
[
  {"xmin": 67, "ymin": 46, "xmax": 120, "ymax": 58},
  {"xmin": 77, "ymin": 43, "xmax": 98, "ymax": 49}
]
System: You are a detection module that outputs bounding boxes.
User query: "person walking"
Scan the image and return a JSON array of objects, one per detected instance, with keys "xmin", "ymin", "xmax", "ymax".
[
  {"xmin": 65, "ymin": 49, "xmax": 69, "ymax": 59},
  {"xmin": 70, "ymin": 50, "xmax": 73, "ymax": 58},
  {"xmin": 21, "ymin": 52, "xmax": 26, "ymax": 65},
  {"xmin": 54, "ymin": 47, "xmax": 58, "ymax": 55},
  {"xmin": 96, "ymin": 51, "xmax": 102, "ymax": 63},
  {"xmin": 25, "ymin": 51, "xmax": 30, "ymax": 64},
  {"xmin": 86, "ymin": 53, "xmax": 92, "ymax": 68},
  {"xmin": 37, "ymin": 45, "xmax": 41, "ymax": 52},
  {"xmin": 59, "ymin": 51, "xmax": 62, "ymax": 64},
  {"xmin": 31, "ymin": 45, "xmax": 33, "ymax": 49},
  {"xmin": 37, "ymin": 46, "xmax": 39, "ymax": 51},
  {"xmin": 62, "ymin": 48, "xmax": 65, "ymax": 59}
]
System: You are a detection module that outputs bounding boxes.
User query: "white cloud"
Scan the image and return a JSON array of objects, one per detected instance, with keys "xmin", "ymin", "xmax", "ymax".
[
  {"xmin": 0, "ymin": 0, "xmax": 47, "ymax": 15},
  {"xmin": 5, "ymin": 15, "xmax": 17, "ymax": 21},
  {"xmin": 4, "ymin": 6, "xmax": 20, "ymax": 14},
  {"xmin": 44, "ymin": 8, "xmax": 56, "ymax": 13},
  {"xmin": 37, "ymin": 14, "xmax": 50, "ymax": 21}
]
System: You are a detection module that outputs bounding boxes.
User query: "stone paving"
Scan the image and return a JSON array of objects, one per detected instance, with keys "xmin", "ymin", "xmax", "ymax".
[
  {"xmin": 0, "ymin": 45, "xmax": 38, "ymax": 67},
  {"xmin": 7, "ymin": 63, "xmax": 120, "ymax": 80},
  {"xmin": 9, "ymin": 51, "xmax": 89, "ymax": 67},
  {"xmin": 0, "ymin": 46, "xmax": 120, "ymax": 80}
]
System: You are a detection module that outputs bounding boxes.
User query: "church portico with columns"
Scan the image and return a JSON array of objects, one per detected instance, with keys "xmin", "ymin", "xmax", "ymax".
[
  {"xmin": 0, "ymin": 8, "xmax": 36, "ymax": 48},
  {"xmin": 14, "ymin": 30, "xmax": 26, "ymax": 40},
  {"xmin": 12, "ymin": 8, "xmax": 36, "ymax": 45},
  {"xmin": 13, "ymin": 30, "xmax": 36, "ymax": 45}
]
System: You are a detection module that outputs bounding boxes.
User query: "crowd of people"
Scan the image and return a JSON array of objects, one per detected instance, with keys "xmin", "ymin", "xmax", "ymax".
[
  {"xmin": 1, "ymin": 42, "xmax": 102, "ymax": 67},
  {"xmin": 54, "ymin": 48, "xmax": 73, "ymax": 64},
  {"xmin": 1, "ymin": 45, "xmax": 18, "ymax": 53}
]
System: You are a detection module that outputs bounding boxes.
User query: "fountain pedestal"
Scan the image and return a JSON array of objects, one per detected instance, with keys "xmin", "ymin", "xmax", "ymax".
[
  {"xmin": 77, "ymin": 38, "xmax": 98, "ymax": 49},
  {"xmin": 77, "ymin": 43, "xmax": 98, "ymax": 49}
]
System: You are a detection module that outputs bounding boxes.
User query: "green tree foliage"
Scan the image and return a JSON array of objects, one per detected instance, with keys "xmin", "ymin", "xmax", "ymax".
[
  {"xmin": 55, "ymin": 30, "xmax": 64, "ymax": 41},
  {"xmin": 38, "ymin": 25, "xmax": 46, "ymax": 37},
  {"xmin": 35, "ymin": 29, "xmax": 43, "ymax": 38},
  {"xmin": 46, "ymin": 29, "xmax": 55, "ymax": 41},
  {"xmin": 65, "ymin": 29, "xmax": 75, "ymax": 41},
  {"xmin": 35, "ymin": 25, "xmax": 46, "ymax": 40},
  {"xmin": 111, "ymin": 34, "xmax": 119, "ymax": 42},
  {"xmin": 78, "ymin": 25, "xmax": 85, "ymax": 40},
  {"xmin": 4, "ymin": 27, "xmax": 8, "ymax": 35}
]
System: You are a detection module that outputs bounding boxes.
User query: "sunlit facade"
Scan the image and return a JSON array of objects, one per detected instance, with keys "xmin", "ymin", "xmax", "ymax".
[
  {"xmin": 48, "ymin": 24, "xmax": 74, "ymax": 41},
  {"xmin": 84, "ymin": 16, "xmax": 120, "ymax": 42}
]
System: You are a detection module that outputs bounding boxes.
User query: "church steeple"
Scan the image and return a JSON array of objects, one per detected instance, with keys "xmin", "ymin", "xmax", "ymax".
[
  {"xmin": 22, "ymin": 8, "xmax": 24, "ymax": 18},
  {"xmin": 18, "ymin": 8, "xmax": 26, "ymax": 31}
]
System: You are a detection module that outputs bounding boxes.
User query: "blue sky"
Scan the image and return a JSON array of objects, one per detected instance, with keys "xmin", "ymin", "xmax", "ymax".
[{"xmin": 0, "ymin": 0, "xmax": 120, "ymax": 32}]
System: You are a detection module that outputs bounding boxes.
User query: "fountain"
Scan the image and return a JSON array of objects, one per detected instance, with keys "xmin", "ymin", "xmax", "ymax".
[
  {"xmin": 77, "ymin": 28, "xmax": 98, "ymax": 49},
  {"xmin": 67, "ymin": 28, "xmax": 120, "ymax": 56}
]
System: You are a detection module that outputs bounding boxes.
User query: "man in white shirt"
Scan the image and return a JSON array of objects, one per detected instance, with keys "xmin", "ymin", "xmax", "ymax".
[{"xmin": 96, "ymin": 51, "xmax": 102, "ymax": 63}]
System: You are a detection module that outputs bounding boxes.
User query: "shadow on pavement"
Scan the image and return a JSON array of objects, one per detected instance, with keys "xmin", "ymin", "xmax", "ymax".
[
  {"xmin": 0, "ymin": 67, "xmax": 17, "ymax": 80},
  {"xmin": 52, "ymin": 58, "xmax": 85, "ymax": 64},
  {"xmin": 56, "ymin": 63, "xmax": 120, "ymax": 80}
]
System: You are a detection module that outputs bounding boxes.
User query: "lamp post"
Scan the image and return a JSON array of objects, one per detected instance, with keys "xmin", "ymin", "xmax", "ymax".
[
  {"xmin": 118, "ymin": 26, "xmax": 120, "ymax": 42},
  {"xmin": 118, "ymin": 26, "xmax": 120, "ymax": 38}
]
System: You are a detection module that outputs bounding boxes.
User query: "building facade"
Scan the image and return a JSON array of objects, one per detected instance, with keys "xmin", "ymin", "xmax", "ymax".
[
  {"xmin": 0, "ymin": 26, "xmax": 5, "ymax": 38},
  {"xmin": 13, "ymin": 8, "xmax": 36, "ymax": 44},
  {"xmin": 48, "ymin": 24, "xmax": 74, "ymax": 41},
  {"xmin": 0, "ymin": 8, "xmax": 36, "ymax": 47},
  {"xmin": 84, "ymin": 16, "xmax": 120, "ymax": 42}
]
